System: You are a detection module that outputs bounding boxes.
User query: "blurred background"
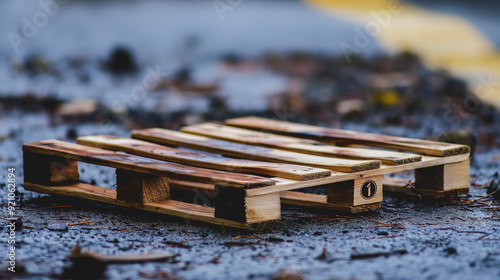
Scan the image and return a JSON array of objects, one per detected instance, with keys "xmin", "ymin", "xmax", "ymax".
[{"xmin": 0, "ymin": 0, "xmax": 499, "ymax": 133}]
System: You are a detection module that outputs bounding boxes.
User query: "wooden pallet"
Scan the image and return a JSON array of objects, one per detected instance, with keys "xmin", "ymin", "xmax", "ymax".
[{"xmin": 23, "ymin": 116, "xmax": 471, "ymax": 229}]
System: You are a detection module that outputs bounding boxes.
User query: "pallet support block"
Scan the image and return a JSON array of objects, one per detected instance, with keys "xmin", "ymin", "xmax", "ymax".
[
  {"xmin": 23, "ymin": 152, "xmax": 79, "ymax": 185},
  {"xmin": 116, "ymin": 169, "xmax": 170, "ymax": 204},
  {"xmin": 415, "ymin": 160, "xmax": 470, "ymax": 191},
  {"xmin": 326, "ymin": 175, "xmax": 383, "ymax": 206},
  {"xmin": 214, "ymin": 185, "xmax": 281, "ymax": 224}
]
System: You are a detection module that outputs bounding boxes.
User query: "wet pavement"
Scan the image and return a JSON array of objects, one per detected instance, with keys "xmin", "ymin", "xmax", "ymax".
[{"xmin": 1, "ymin": 1, "xmax": 500, "ymax": 279}]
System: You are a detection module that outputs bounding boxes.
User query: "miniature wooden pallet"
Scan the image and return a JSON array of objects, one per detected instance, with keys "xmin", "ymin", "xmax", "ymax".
[{"xmin": 23, "ymin": 116, "xmax": 471, "ymax": 229}]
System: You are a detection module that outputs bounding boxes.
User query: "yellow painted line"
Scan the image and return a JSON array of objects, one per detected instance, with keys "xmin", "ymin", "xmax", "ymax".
[{"xmin": 304, "ymin": 0, "xmax": 500, "ymax": 108}]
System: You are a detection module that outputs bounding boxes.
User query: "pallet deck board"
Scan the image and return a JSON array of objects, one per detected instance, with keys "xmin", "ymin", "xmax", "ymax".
[
  {"xmin": 225, "ymin": 116, "xmax": 470, "ymax": 156},
  {"xmin": 182, "ymin": 123, "xmax": 422, "ymax": 166},
  {"xmin": 23, "ymin": 140, "xmax": 276, "ymax": 189},
  {"xmin": 131, "ymin": 128, "xmax": 380, "ymax": 173},
  {"xmin": 77, "ymin": 135, "xmax": 331, "ymax": 181}
]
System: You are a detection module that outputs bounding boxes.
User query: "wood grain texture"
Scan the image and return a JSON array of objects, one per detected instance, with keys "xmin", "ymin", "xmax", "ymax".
[
  {"xmin": 383, "ymin": 177, "xmax": 470, "ymax": 197},
  {"xmin": 22, "ymin": 182, "xmax": 253, "ymax": 229},
  {"xmin": 131, "ymin": 128, "xmax": 380, "ymax": 173},
  {"xmin": 225, "ymin": 116, "xmax": 470, "ymax": 156},
  {"xmin": 77, "ymin": 135, "xmax": 331, "ymax": 181},
  {"xmin": 214, "ymin": 186, "xmax": 281, "ymax": 223},
  {"xmin": 185, "ymin": 123, "xmax": 421, "ymax": 165},
  {"xmin": 23, "ymin": 152, "xmax": 79, "ymax": 185},
  {"xmin": 415, "ymin": 160, "xmax": 470, "ymax": 190},
  {"xmin": 279, "ymin": 191, "xmax": 380, "ymax": 213},
  {"xmin": 23, "ymin": 140, "xmax": 275, "ymax": 189},
  {"xmin": 115, "ymin": 169, "xmax": 170, "ymax": 204}
]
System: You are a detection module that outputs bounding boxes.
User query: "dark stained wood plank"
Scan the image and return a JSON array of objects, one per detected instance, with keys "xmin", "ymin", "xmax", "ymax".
[
  {"xmin": 131, "ymin": 128, "xmax": 380, "ymax": 173},
  {"xmin": 182, "ymin": 123, "xmax": 421, "ymax": 165},
  {"xmin": 77, "ymin": 135, "xmax": 331, "ymax": 181},
  {"xmin": 225, "ymin": 116, "xmax": 470, "ymax": 156},
  {"xmin": 23, "ymin": 140, "xmax": 275, "ymax": 189}
]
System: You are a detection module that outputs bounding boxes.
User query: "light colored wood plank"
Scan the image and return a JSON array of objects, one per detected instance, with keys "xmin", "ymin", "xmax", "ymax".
[
  {"xmin": 383, "ymin": 177, "xmax": 470, "ymax": 197},
  {"xmin": 415, "ymin": 160, "xmax": 470, "ymax": 190},
  {"xmin": 131, "ymin": 128, "xmax": 380, "ymax": 173},
  {"xmin": 184, "ymin": 123, "xmax": 421, "ymax": 166},
  {"xmin": 213, "ymin": 186, "xmax": 281, "ymax": 224},
  {"xmin": 77, "ymin": 135, "xmax": 331, "ymax": 181},
  {"xmin": 170, "ymin": 179, "xmax": 380, "ymax": 213},
  {"xmin": 279, "ymin": 191, "xmax": 380, "ymax": 213},
  {"xmin": 23, "ymin": 182, "xmax": 252, "ymax": 229},
  {"xmin": 23, "ymin": 140, "xmax": 275, "ymax": 189},
  {"xmin": 244, "ymin": 153, "xmax": 470, "ymax": 196},
  {"xmin": 225, "ymin": 116, "xmax": 470, "ymax": 156}
]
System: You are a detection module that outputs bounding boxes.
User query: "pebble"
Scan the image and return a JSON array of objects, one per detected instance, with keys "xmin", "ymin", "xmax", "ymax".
[{"xmin": 105, "ymin": 47, "xmax": 137, "ymax": 74}]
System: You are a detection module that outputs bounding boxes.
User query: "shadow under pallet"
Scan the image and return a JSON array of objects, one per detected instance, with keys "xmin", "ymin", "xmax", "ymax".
[{"xmin": 23, "ymin": 117, "xmax": 471, "ymax": 229}]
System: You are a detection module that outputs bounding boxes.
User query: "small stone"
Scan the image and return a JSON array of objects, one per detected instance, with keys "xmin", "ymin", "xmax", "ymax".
[
  {"xmin": 377, "ymin": 231, "xmax": 389, "ymax": 236},
  {"xmin": 105, "ymin": 47, "xmax": 137, "ymax": 74},
  {"xmin": 47, "ymin": 223, "xmax": 69, "ymax": 232},
  {"xmin": 444, "ymin": 247, "xmax": 457, "ymax": 255}
]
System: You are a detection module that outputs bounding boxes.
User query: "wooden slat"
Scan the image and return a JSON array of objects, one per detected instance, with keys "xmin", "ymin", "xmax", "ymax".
[
  {"xmin": 23, "ymin": 182, "xmax": 250, "ymax": 229},
  {"xmin": 279, "ymin": 191, "xmax": 380, "ymax": 213},
  {"xmin": 169, "ymin": 180, "xmax": 379, "ymax": 213},
  {"xmin": 77, "ymin": 135, "xmax": 331, "ymax": 181},
  {"xmin": 131, "ymin": 128, "xmax": 380, "ymax": 173},
  {"xmin": 225, "ymin": 116, "xmax": 470, "ymax": 156},
  {"xmin": 182, "ymin": 123, "xmax": 421, "ymax": 166},
  {"xmin": 383, "ymin": 177, "xmax": 470, "ymax": 197},
  {"xmin": 23, "ymin": 140, "xmax": 275, "ymax": 189},
  {"xmin": 245, "ymin": 153, "xmax": 470, "ymax": 197}
]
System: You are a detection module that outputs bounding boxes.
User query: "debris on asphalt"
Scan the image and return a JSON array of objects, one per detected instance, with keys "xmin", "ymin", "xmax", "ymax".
[
  {"xmin": 271, "ymin": 269, "xmax": 305, "ymax": 280},
  {"xmin": 47, "ymin": 223, "xmax": 69, "ymax": 232},
  {"xmin": 104, "ymin": 46, "xmax": 137, "ymax": 74},
  {"xmin": 350, "ymin": 249, "xmax": 408, "ymax": 260}
]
